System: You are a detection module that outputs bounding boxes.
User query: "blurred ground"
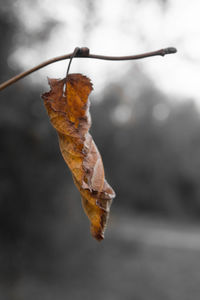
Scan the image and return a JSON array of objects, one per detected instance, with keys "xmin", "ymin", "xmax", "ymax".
[{"xmin": 1, "ymin": 214, "xmax": 200, "ymax": 300}]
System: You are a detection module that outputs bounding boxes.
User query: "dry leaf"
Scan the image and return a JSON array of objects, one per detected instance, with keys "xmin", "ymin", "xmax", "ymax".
[{"xmin": 42, "ymin": 73, "xmax": 115, "ymax": 241}]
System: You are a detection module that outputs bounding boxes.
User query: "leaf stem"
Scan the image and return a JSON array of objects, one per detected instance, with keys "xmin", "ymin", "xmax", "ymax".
[{"xmin": 0, "ymin": 47, "xmax": 177, "ymax": 91}]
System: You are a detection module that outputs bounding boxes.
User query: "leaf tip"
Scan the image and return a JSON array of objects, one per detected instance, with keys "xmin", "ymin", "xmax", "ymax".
[{"xmin": 91, "ymin": 228, "xmax": 104, "ymax": 241}]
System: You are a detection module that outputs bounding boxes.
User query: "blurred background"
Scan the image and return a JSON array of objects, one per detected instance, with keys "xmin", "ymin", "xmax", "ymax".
[{"xmin": 1, "ymin": 0, "xmax": 200, "ymax": 299}]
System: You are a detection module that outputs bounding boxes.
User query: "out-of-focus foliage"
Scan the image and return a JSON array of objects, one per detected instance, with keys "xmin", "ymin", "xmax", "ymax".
[{"xmin": 91, "ymin": 69, "xmax": 200, "ymax": 219}]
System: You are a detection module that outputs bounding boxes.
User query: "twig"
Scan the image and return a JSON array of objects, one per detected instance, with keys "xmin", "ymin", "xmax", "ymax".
[
  {"xmin": 63, "ymin": 47, "xmax": 81, "ymax": 94},
  {"xmin": 66, "ymin": 47, "xmax": 81, "ymax": 78},
  {"xmin": 0, "ymin": 47, "xmax": 177, "ymax": 91}
]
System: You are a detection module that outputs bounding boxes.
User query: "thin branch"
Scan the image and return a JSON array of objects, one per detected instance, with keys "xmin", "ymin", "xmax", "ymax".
[
  {"xmin": 66, "ymin": 47, "xmax": 81, "ymax": 78},
  {"xmin": 0, "ymin": 47, "xmax": 177, "ymax": 91}
]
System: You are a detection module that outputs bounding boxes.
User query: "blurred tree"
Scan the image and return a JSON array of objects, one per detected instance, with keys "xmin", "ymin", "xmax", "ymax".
[{"xmin": 91, "ymin": 65, "xmax": 200, "ymax": 220}]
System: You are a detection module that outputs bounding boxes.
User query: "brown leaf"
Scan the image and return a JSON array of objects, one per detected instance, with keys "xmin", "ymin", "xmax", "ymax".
[{"xmin": 42, "ymin": 73, "xmax": 115, "ymax": 241}]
